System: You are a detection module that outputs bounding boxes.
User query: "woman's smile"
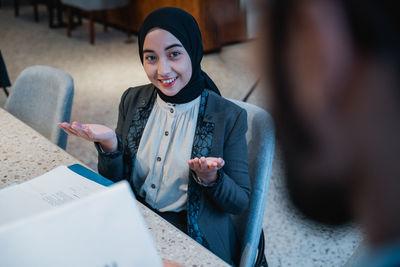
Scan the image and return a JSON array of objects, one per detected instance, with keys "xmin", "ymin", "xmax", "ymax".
[{"xmin": 159, "ymin": 76, "xmax": 178, "ymax": 87}]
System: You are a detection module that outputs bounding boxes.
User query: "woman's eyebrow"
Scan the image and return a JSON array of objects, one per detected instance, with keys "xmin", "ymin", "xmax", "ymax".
[
  {"xmin": 143, "ymin": 49, "xmax": 154, "ymax": 54},
  {"xmin": 165, "ymin": 44, "xmax": 183, "ymax": 50}
]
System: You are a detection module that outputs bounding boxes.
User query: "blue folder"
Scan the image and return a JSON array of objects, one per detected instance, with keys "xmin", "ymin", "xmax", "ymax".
[{"xmin": 68, "ymin": 164, "xmax": 114, "ymax": 187}]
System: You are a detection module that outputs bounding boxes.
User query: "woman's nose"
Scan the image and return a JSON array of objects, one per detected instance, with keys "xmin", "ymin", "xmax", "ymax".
[{"xmin": 157, "ymin": 58, "xmax": 171, "ymax": 75}]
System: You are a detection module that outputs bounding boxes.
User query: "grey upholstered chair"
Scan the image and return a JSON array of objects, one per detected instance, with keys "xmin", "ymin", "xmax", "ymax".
[
  {"xmin": 229, "ymin": 99, "xmax": 275, "ymax": 267},
  {"xmin": 5, "ymin": 65, "xmax": 74, "ymax": 150},
  {"xmin": 60, "ymin": 0, "xmax": 130, "ymax": 44}
]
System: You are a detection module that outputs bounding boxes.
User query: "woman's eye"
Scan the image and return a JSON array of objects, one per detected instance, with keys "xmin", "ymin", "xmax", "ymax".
[
  {"xmin": 169, "ymin": 51, "xmax": 181, "ymax": 58},
  {"xmin": 145, "ymin": 55, "xmax": 156, "ymax": 61}
]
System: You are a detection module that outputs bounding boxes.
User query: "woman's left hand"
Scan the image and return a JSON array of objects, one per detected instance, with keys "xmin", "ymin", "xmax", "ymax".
[{"xmin": 188, "ymin": 157, "xmax": 225, "ymax": 184}]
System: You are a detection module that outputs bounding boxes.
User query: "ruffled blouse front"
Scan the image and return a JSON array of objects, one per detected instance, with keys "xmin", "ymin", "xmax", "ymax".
[{"xmin": 131, "ymin": 94, "xmax": 200, "ymax": 212}]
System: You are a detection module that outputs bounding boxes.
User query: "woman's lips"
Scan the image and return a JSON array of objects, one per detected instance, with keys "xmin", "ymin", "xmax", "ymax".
[{"xmin": 159, "ymin": 77, "xmax": 178, "ymax": 87}]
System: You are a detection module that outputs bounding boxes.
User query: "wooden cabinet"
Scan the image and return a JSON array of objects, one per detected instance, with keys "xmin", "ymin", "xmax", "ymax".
[{"xmin": 106, "ymin": 0, "xmax": 248, "ymax": 52}]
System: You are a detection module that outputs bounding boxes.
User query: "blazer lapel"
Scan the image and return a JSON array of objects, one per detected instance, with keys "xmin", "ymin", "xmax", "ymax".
[
  {"xmin": 187, "ymin": 90, "xmax": 214, "ymax": 248},
  {"xmin": 126, "ymin": 89, "xmax": 157, "ymax": 171}
]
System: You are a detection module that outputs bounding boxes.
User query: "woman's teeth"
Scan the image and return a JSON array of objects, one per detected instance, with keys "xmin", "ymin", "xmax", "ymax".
[{"xmin": 160, "ymin": 77, "xmax": 177, "ymax": 84}]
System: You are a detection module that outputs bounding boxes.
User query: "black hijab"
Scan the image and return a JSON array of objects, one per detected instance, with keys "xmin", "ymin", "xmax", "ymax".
[{"xmin": 138, "ymin": 7, "xmax": 221, "ymax": 104}]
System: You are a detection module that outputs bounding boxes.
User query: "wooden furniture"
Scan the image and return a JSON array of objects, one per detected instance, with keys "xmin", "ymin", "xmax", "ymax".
[
  {"xmin": 61, "ymin": 0, "xmax": 130, "ymax": 45},
  {"xmin": 0, "ymin": 108, "xmax": 229, "ymax": 267},
  {"xmin": 13, "ymin": 0, "xmax": 64, "ymax": 28},
  {"xmin": 105, "ymin": 0, "xmax": 248, "ymax": 52}
]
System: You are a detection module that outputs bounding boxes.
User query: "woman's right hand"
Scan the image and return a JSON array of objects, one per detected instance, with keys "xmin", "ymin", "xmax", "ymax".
[{"xmin": 57, "ymin": 121, "xmax": 118, "ymax": 152}]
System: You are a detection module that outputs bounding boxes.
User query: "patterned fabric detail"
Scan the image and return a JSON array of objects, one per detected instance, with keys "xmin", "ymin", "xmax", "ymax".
[
  {"xmin": 187, "ymin": 90, "xmax": 214, "ymax": 248},
  {"xmin": 126, "ymin": 91, "xmax": 157, "ymax": 173}
]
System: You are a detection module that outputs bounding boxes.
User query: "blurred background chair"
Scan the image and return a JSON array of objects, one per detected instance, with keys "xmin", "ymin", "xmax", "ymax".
[
  {"xmin": 60, "ymin": 0, "xmax": 130, "ymax": 44},
  {"xmin": 229, "ymin": 99, "xmax": 275, "ymax": 267},
  {"xmin": 5, "ymin": 65, "xmax": 74, "ymax": 150}
]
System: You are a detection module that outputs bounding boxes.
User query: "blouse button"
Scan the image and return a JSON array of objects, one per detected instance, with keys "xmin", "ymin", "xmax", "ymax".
[
  {"xmin": 165, "ymin": 131, "xmax": 169, "ymax": 136},
  {"xmin": 170, "ymin": 108, "xmax": 174, "ymax": 113},
  {"xmin": 157, "ymin": 156, "xmax": 161, "ymax": 162},
  {"xmin": 151, "ymin": 184, "xmax": 156, "ymax": 189}
]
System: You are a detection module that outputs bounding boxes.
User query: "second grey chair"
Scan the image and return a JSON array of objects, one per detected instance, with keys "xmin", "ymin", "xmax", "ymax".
[
  {"xmin": 229, "ymin": 99, "xmax": 275, "ymax": 267},
  {"xmin": 5, "ymin": 65, "xmax": 74, "ymax": 150}
]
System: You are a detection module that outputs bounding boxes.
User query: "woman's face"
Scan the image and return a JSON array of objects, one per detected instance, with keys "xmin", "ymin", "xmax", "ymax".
[{"xmin": 143, "ymin": 28, "xmax": 192, "ymax": 96}]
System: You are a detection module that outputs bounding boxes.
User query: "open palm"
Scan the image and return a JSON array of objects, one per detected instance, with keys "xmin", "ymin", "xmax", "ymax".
[{"xmin": 58, "ymin": 121, "xmax": 117, "ymax": 152}]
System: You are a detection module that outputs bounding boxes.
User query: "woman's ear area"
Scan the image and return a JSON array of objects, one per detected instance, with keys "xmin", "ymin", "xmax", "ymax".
[
  {"xmin": 286, "ymin": 0, "xmax": 357, "ymax": 123},
  {"xmin": 283, "ymin": 0, "xmax": 366, "ymax": 180}
]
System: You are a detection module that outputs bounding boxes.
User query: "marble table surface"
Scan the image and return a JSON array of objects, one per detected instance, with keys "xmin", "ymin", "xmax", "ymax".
[{"xmin": 0, "ymin": 108, "xmax": 228, "ymax": 267}]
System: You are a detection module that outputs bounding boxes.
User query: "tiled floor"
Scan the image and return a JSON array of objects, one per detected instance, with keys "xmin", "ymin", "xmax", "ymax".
[{"xmin": 0, "ymin": 5, "xmax": 362, "ymax": 266}]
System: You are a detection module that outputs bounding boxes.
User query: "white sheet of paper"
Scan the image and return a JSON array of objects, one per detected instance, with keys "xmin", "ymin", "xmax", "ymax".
[
  {"xmin": 0, "ymin": 166, "xmax": 106, "ymax": 225},
  {"xmin": 0, "ymin": 181, "xmax": 163, "ymax": 267}
]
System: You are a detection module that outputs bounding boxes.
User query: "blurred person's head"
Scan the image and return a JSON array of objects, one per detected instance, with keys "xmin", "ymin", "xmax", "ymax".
[{"xmin": 263, "ymin": 0, "xmax": 400, "ymax": 245}]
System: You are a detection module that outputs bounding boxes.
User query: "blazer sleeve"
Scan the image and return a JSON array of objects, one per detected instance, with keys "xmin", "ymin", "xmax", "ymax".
[
  {"xmin": 96, "ymin": 90, "xmax": 129, "ymax": 182},
  {"xmin": 196, "ymin": 108, "xmax": 251, "ymax": 214}
]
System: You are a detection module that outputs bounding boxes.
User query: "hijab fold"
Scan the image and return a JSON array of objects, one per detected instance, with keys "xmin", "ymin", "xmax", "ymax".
[{"xmin": 138, "ymin": 7, "xmax": 221, "ymax": 104}]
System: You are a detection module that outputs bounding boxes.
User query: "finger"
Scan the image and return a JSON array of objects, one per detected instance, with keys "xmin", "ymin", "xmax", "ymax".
[
  {"xmin": 216, "ymin": 158, "xmax": 225, "ymax": 168},
  {"xmin": 81, "ymin": 127, "xmax": 98, "ymax": 141},
  {"xmin": 71, "ymin": 121, "xmax": 83, "ymax": 128},
  {"xmin": 208, "ymin": 161, "xmax": 218, "ymax": 169},
  {"xmin": 70, "ymin": 126, "xmax": 84, "ymax": 137},
  {"xmin": 71, "ymin": 123, "xmax": 88, "ymax": 137},
  {"xmin": 60, "ymin": 127, "xmax": 77, "ymax": 136},
  {"xmin": 200, "ymin": 157, "xmax": 208, "ymax": 170},
  {"xmin": 58, "ymin": 122, "xmax": 71, "ymax": 127},
  {"xmin": 58, "ymin": 122, "xmax": 72, "ymax": 132},
  {"xmin": 81, "ymin": 127, "xmax": 94, "ymax": 140},
  {"xmin": 57, "ymin": 123, "xmax": 67, "ymax": 130},
  {"xmin": 219, "ymin": 158, "xmax": 225, "ymax": 168},
  {"xmin": 71, "ymin": 121, "xmax": 86, "ymax": 133},
  {"xmin": 83, "ymin": 125, "xmax": 95, "ymax": 138},
  {"xmin": 207, "ymin": 157, "xmax": 218, "ymax": 162},
  {"xmin": 193, "ymin": 158, "xmax": 201, "ymax": 170},
  {"xmin": 205, "ymin": 158, "xmax": 218, "ymax": 170},
  {"xmin": 58, "ymin": 124, "xmax": 78, "ymax": 136},
  {"xmin": 188, "ymin": 159, "xmax": 194, "ymax": 169}
]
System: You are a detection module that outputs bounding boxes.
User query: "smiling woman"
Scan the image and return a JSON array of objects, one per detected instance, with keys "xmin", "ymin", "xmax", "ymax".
[
  {"xmin": 58, "ymin": 7, "xmax": 251, "ymax": 266},
  {"xmin": 142, "ymin": 28, "xmax": 192, "ymax": 97}
]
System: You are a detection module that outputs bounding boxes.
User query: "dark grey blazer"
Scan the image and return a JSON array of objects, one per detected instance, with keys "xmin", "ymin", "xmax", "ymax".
[{"xmin": 96, "ymin": 84, "xmax": 251, "ymax": 265}]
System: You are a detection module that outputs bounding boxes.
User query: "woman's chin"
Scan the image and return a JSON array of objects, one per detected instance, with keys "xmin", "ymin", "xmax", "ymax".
[{"xmin": 159, "ymin": 87, "xmax": 182, "ymax": 97}]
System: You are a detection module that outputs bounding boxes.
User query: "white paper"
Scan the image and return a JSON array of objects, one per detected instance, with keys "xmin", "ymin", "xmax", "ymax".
[
  {"xmin": 0, "ymin": 181, "xmax": 163, "ymax": 267},
  {"xmin": 0, "ymin": 166, "xmax": 106, "ymax": 225}
]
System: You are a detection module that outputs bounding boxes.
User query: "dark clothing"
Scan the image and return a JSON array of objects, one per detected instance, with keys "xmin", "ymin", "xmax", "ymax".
[{"xmin": 96, "ymin": 84, "xmax": 250, "ymax": 265}]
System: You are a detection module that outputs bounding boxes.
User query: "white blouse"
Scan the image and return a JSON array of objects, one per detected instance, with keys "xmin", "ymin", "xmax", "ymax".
[{"xmin": 131, "ymin": 94, "xmax": 200, "ymax": 212}]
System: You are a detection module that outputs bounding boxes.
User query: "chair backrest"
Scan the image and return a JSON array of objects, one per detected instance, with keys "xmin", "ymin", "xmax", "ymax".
[
  {"xmin": 5, "ymin": 65, "xmax": 74, "ymax": 150},
  {"xmin": 229, "ymin": 99, "xmax": 275, "ymax": 267}
]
